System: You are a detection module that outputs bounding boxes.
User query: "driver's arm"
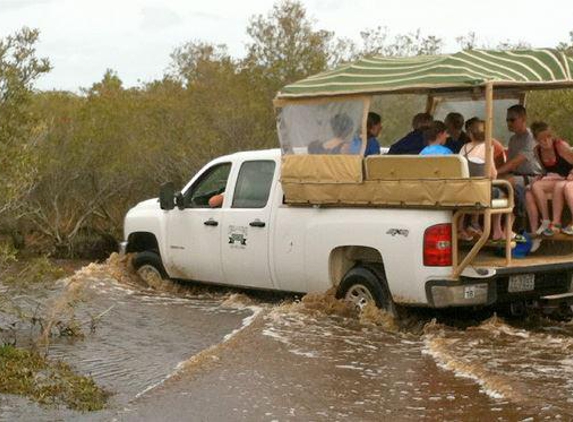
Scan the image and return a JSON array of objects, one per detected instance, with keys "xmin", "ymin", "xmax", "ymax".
[{"xmin": 208, "ymin": 193, "xmax": 224, "ymax": 208}]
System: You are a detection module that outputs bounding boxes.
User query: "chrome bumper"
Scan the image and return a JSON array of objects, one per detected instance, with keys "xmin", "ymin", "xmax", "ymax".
[
  {"xmin": 119, "ymin": 241, "xmax": 128, "ymax": 256},
  {"xmin": 426, "ymin": 269, "xmax": 573, "ymax": 309}
]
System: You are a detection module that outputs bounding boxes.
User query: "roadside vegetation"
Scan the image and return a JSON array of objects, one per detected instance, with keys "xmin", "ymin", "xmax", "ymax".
[{"xmin": 0, "ymin": 344, "xmax": 109, "ymax": 410}]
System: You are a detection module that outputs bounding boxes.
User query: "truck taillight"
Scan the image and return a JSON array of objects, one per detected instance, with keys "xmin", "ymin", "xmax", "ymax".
[{"xmin": 424, "ymin": 224, "xmax": 452, "ymax": 266}]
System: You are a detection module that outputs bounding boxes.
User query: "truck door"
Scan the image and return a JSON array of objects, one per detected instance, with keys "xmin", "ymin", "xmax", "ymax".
[
  {"xmin": 221, "ymin": 160, "xmax": 276, "ymax": 289},
  {"xmin": 165, "ymin": 162, "xmax": 231, "ymax": 283}
]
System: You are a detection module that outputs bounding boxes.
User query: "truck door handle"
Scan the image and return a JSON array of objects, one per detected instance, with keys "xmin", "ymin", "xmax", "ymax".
[
  {"xmin": 249, "ymin": 220, "xmax": 266, "ymax": 228},
  {"xmin": 204, "ymin": 219, "xmax": 218, "ymax": 226}
]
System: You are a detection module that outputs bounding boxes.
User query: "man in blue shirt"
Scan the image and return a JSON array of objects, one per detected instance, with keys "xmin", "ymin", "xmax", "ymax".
[
  {"xmin": 349, "ymin": 112, "xmax": 382, "ymax": 156},
  {"xmin": 388, "ymin": 112, "xmax": 433, "ymax": 155}
]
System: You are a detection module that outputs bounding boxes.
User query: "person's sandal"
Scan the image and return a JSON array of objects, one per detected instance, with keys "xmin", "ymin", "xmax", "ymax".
[
  {"xmin": 467, "ymin": 223, "xmax": 482, "ymax": 236},
  {"xmin": 542, "ymin": 223, "xmax": 562, "ymax": 237},
  {"xmin": 536, "ymin": 220, "xmax": 551, "ymax": 235},
  {"xmin": 458, "ymin": 230, "xmax": 473, "ymax": 242}
]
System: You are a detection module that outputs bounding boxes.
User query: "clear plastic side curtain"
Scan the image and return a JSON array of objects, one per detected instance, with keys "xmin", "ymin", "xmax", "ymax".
[{"xmin": 275, "ymin": 97, "xmax": 369, "ymax": 155}]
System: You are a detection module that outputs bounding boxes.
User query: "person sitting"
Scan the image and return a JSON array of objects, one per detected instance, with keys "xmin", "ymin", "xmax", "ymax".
[
  {"xmin": 444, "ymin": 112, "xmax": 470, "ymax": 153},
  {"xmin": 388, "ymin": 112, "xmax": 433, "ymax": 155},
  {"xmin": 308, "ymin": 113, "xmax": 355, "ymax": 154},
  {"xmin": 496, "ymin": 104, "xmax": 543, "ymax": 220},
  {"xmin": 350, "ymin": 112, "xmax": 382, "ymax": 156},
  {"xmin": 526, "ymin": 121, "xmax": 573, "ymax": 236},
  {"xmin": 419, "ymin": 121, "xmax": 452, "ymax": 155},
  {"xmin": 462, "ymin": 117, "xmax": 506, "ymax": 169},
  {"xmin": 459, "ymin": 119, "xmax": 506, "ymax": 241}
]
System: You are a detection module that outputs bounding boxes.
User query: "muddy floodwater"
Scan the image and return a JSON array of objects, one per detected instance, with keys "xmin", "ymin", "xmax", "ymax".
[{"xmin": 1, "ymin": 256, "xmax": 573, "ymax": 421}]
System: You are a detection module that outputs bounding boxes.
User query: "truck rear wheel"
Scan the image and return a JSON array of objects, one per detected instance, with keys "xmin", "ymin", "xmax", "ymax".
[
  {"xmin": 337, "ymin": 265, "xmax": 398, "ymax": 316},
  {"xmin": 132, "ymin": 251, "xmax": 168, "ymax": 288}
]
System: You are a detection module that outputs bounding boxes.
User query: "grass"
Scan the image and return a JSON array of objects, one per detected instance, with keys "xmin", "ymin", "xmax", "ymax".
[
  {"xmin": 0, "ymin": 344, "xmax": 109, "ymax": 411},
  {"xmin": 2, "ymin": 255, "xmax": 66, "ymax": 285}
]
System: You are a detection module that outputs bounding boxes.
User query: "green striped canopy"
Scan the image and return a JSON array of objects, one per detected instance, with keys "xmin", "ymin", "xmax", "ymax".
[{"xmin": 277, "ymin": 49, "xmax": 573, "ymax": 99}]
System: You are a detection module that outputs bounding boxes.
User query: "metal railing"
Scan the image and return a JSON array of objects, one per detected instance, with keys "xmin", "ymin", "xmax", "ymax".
[{"xmin": 451, "ymin": 179, "xmax": 515, "ymax": 278}]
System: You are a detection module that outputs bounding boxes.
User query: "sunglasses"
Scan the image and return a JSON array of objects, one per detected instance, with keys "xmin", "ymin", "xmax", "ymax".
[{"xmin": 506, "ymin": 117, "xmax": 517, "ymax": 122}]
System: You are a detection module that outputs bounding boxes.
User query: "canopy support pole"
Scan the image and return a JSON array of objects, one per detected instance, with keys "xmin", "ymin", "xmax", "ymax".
[{"xmin": 484, "ymin": 82, "xmax": 493, "ymax": 179}]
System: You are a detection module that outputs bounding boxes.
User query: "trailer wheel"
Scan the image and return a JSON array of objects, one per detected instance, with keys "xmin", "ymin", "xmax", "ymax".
[
  {"xmin": 132, "ymin": 251, "xmax": 168, "ymax": 288},
  {"xmin": 337, "ymin": 265, "xmax": 398, "ymax": 316}
]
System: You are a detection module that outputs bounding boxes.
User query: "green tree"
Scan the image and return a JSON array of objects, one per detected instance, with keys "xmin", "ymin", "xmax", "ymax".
[
  {"xmin": 168, "ymin": 41, "xmax": 233, "ymax": 86},
  {"xmin": 557, "ymin": 31, "xmax": 573, "ymax": 55},
  {"xmin": 0, "ymin": 28, "xmax": 50, "ymax": 216},
  {"xmin": 455, "ymin": 32, "xmax": 477, "ymax": 51},
  {"xmin": 244, "ymin": 0, "xmax": 332, "ymax": 93},
  {"xmin": 333, "ymin": 26, "xmax": 444, "ymax": 62}
]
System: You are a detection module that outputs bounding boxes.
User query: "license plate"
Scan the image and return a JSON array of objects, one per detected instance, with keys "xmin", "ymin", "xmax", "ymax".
[
  {"xmin": 464, "ymin": 284, "xmax": 488, "ymax": 300},
  {"xmin": 508, "ymin": 274, "xmax": 535, "ymax": 293},
  {"xmin": 464, "ymin": 285, "xmax": 477, "ymax": 299}
]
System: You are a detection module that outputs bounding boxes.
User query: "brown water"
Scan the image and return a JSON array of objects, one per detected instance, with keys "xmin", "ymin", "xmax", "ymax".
[{"xmin": 1, "ymin": 255, "xmax": 573, "ymax": 421}]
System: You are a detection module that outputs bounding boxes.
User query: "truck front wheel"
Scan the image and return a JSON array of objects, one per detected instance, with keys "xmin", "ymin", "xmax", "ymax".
[
  {"xmin": 132, "ymin": 251, "xmax": 168, "ymax": 288},
  {"xmin": 337, "ymin": 265, "xmax": 397, "ymax": 316}
]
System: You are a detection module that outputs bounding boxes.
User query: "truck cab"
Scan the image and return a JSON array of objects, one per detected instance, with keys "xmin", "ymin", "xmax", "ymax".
[{"xmin": 125, "ymin": 150, "xmax": 279, "ymax": 290}]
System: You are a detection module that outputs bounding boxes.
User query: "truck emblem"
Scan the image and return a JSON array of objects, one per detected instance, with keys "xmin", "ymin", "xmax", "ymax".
[
  {"xmin": 228, "ymin": 225, "xmax": 248, "ymax": 248},
  {"xmin": 386, "ymin": 228, "xmax": 409, "ymax": 237}
]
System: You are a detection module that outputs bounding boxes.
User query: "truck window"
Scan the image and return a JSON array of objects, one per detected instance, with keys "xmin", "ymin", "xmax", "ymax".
[
  {"xmin": 232, "ymin": 161, "xmax": 276, "ymax": 209},
  {"xmin": 185, "ymin": 162, "xmax": 231, "ymax": 208}
]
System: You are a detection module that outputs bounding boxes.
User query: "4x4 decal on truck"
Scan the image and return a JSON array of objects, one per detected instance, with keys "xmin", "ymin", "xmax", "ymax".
[
  {"xmin": 228, "ymin": 225, "xmax": 248, "ymax": 248},
  {"xmin": 386, "ymin": 228, "xmax": 409, "ymax": 237}
]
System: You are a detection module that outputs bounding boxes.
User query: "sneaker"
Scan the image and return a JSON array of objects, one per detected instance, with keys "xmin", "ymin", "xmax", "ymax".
[
  {"xmin": 536, "ymin": 220, "xmax": 551, "ymax": 235},
  {"xmin": 562, "ymin": 225, "xmax": 573, "ymax": 236},
  {"xmin": 530, "ymin": 238, "xmax": 542, "ymax": 253},
  {"xmin": 542, "ymin": 223, "xmax": 562, "ymax": 237}
]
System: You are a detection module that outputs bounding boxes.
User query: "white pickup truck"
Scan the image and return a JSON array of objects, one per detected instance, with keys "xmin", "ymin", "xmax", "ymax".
[{"xmin": 122, "ymin": 149, "xmax": 573, "ymax": 317}]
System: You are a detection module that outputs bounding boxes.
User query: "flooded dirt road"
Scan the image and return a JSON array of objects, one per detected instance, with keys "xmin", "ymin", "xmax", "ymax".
[{"xmin": 2, "ymin": 255, "xmax": 573, "ymax": 421}]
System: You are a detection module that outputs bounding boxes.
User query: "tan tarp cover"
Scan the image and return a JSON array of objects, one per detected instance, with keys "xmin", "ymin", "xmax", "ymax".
[
  {"xmin": 282, "ymin": 179, "xmax": 492, "ymax": 208},
  {"xmin": 280, "ymin": 155, "xmax": 491, "ymax": 208},
  {"xmin": 281, "ymin": 154, "xmax": 363, "ymax": 183},
  {"xmin": 365, "ymin": 155, "xmax": 470, "ymax": 180}
]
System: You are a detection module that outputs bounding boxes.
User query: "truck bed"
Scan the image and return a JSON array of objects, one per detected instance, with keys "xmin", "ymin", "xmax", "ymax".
[{"xmin": 461, "ymin": 239, "xmax": 573, "ymax": 271}]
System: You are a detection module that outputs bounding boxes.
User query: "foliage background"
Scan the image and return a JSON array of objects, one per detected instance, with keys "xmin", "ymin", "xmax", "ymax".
[{"xmin": 1, "ymin": 0, "xmax": 573, "ymax": 258}]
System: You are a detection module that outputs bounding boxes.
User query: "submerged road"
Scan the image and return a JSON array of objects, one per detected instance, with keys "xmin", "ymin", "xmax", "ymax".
[{"xmin": 1, "ymin": 256, "xmax": 572, "ymax": 421}]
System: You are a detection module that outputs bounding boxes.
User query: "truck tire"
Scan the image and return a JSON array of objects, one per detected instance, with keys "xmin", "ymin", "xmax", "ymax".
[
  {"xmin": 337, "ymin": 265, "xmax": 398, "ymax": 316},
  {"xmin": 132, "ymin": 251, "xmax": 168, "ymax": 287}
]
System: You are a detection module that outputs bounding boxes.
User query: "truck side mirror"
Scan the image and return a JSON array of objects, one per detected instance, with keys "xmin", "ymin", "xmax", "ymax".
[
  {"xmin": 159, "ymin": 182, "xmax": 175, "ymax": 210},
  {"xmin": 175, "ymin": 191, "xmax": 185, "ymax": 210}
]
